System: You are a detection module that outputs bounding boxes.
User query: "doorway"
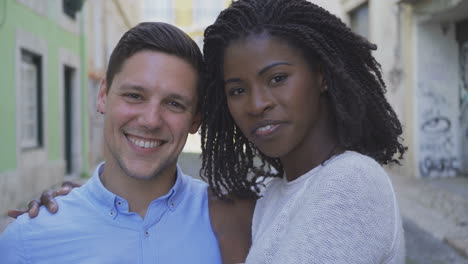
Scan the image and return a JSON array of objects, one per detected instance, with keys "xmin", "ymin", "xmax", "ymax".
[
  {"xmin": 457, "ymin": 18, "xmax": 468, "ymax": 175},
  {"xmin": 63, "ymin": 65, "xmax": 75, "ymax": 175}
]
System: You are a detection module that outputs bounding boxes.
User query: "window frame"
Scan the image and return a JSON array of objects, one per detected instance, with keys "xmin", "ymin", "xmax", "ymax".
[{"xmin": 19, "ymin": 49, "xmax": 43, "ymax": 149}]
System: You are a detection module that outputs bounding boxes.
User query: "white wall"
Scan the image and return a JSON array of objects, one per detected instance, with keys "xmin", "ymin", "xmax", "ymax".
[
  {"xmin": 415, "ymin": 20, "xmax": 461, "ymax": 177},
  {"xmin": 310, "ymin": 0, "xmax": 345, "ymax": 19}
]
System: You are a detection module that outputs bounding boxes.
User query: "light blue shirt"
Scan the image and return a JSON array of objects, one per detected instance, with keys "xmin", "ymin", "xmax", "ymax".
[{"xmin": 0, "ymin": 163, "xmax": 221, "ymax": 264}]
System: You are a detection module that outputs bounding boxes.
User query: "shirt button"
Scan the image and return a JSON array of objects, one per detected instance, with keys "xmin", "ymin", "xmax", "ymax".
[
  {"xmin": 117, "ymin": 201, "xmax": 122, "ymax": 206},
  {"xmin": 170, "ymin": 202, "xmax": 175, "ymax": 207},
  {"xmin": 144, "ymin": 230, "xmax": 150, "ymax": 237},
  {"xmin": 110, "ymin": 210, "xmax": 115, "ymax": 216}
]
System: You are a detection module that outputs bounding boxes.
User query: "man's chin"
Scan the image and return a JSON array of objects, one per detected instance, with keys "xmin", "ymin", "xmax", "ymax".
[{"xmin": 125, "ymin": 170, "xmax": 160, "ymax": 181}]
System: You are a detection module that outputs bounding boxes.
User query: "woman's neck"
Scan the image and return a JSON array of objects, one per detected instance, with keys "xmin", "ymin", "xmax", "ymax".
[{"xmin": 280, "ymin": 105, "xmax": 339, "ymax": 181}]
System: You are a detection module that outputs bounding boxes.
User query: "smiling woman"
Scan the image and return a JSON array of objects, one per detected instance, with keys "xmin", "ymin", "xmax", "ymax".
[{"xmin": 200, "ymin": 0, "xmax": 407, "ymax": 263}]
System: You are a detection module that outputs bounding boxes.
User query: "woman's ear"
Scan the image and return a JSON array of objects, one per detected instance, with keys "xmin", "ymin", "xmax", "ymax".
[{"xmin": 318, "ymin": 67, "xmax": 327, "ymax": 94}]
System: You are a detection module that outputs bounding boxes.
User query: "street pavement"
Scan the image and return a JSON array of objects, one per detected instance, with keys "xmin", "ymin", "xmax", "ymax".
[{"xmin": 404, "ymin": 217, "xmax": 468, "ymax": 264}]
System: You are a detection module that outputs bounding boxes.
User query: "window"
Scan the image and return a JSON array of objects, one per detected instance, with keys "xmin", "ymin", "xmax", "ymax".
[
  {"xmin": 62, "ymin": 0, "xmax": 84, "ymax": 20},
  {"xmin": 20, "ymin": 50, "xmax": 43, "ymax": 149},
  {"xmin": 349, "ymin": 3, "xmax": 369, "ymax": 39}
]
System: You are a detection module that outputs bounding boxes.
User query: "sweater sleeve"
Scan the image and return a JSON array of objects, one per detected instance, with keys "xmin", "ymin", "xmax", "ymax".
[
  {"xmin": 272, "ymin": 163, "xmax": 399, "ymax": 264},
  {"xmin": 0, "ymin": 218, "xmax": 28, "ymax": 264}
]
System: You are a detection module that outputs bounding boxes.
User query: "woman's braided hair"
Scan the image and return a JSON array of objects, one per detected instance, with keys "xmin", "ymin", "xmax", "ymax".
[{"xmin": 200, "ymin": 0, "xmax": 407, "ymax": 198}]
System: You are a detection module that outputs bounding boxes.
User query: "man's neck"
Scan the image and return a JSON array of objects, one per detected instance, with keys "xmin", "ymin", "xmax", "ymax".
[{"xmin": 99, "ymin": 161, "xmax": 177, "ymax": 219}]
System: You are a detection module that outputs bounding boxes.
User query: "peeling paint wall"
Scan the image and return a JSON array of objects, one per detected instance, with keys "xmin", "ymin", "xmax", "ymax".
[{"xmin": 460, "ymin": 41, "xmax": 468, "ymax": 173}]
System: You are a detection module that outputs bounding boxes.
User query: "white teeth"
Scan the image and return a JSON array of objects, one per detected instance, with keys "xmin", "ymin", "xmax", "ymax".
[
  {"xmin": 128, "ymin": 136, "xmax": 161, "ymax": 149},
  {"xmin": 257, "ymin": 125, "xmax": 274, "ymax": 132}
]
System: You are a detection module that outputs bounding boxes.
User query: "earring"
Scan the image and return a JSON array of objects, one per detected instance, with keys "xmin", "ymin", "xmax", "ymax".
[{"xmin": 321, "ymin": 85, "xmax": 328, "ymax": 94}]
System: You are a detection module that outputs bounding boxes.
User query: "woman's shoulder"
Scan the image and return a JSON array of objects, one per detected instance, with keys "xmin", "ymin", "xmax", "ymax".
[
  {"xmin": 328, "ymin": 151, "xmax": 381, "ymax": 170},
  {"xmin": 323, "ymin": 151, "xmax": 388, "ymax": 183},
  {"xmin": 315, "ymin": 151, "xmax": 397, "ymax": 209}
]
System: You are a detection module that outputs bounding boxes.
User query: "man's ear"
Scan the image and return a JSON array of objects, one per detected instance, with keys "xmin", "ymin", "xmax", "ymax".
[
  {"xmin": 189, "ymin": 113, "xmax": 201, "ymax": 134},
  {"xmin": 97, "ymin": 79, "xmax": 107, "ymax": 114}
]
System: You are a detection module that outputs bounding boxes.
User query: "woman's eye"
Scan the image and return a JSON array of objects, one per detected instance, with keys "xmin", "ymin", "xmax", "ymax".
[
  {"xmin": 227, "ymin": 87, "xmax": 245, "ymax": 96},
  {"xmin": 271, "ymin": 74, "xmax": 287, "ymax": 84}
]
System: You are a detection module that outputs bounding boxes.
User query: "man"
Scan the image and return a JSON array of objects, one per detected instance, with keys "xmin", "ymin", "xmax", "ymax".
[{"xmin": 0, "ymin": 22, "xmax": 250, "ymax": 263}]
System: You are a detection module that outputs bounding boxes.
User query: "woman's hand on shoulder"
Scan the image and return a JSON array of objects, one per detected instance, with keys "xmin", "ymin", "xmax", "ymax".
[
  {"xmin": 208, "ymin": 189, "xmax": 256, "ymax": 264},
  {"xmin": 7, "ymin": 181, "xmax": 81, "ymax": 218}
]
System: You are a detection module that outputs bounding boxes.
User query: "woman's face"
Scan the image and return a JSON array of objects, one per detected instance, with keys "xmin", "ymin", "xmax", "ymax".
[{"xmin": 223, "ymin": 33, "xmax": 329, "ymax": 160}]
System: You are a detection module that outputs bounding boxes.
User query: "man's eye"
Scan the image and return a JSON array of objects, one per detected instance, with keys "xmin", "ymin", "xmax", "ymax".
[
  {"xmin": 123, "ymin": 93, "xmax": 143, "ymax": 101},
  {"xmin": 227, "ymin": 87, "xmax": 245, "ymax": 96},
  {"xmin": 167, "ymin": 101, "xmax": 186, "ymax": 111}
]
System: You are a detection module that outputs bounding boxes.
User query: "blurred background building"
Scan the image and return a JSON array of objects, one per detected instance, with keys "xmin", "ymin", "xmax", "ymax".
[
  {"xmin": 0, "ymin": 0, "xmax": 467, "ymax": 261},
  {"xmin": 326, "ymin": 0, "xmax": 468, "ymax": 259},
  {"xmin": 0, "ymin": 0, "xmax": 88, "ymax": 221}
]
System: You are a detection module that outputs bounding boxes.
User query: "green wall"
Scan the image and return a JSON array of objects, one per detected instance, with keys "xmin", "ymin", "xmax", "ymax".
[
  {"xmin": 0, "ymin": 0, "xmax": 87, "ymax": 172},
  {"xmin": 0, "ymin": 0, "xmax": 16, "ymax": 171}
]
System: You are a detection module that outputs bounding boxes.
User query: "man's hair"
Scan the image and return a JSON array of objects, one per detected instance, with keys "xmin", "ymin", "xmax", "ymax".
[
  {"xmin": 200, "ymin": 0, "xmax": 407, "ymax": 198},
  {"xmin": 106, "ymin": 22, "xmax": 203, "ymax": 94}
]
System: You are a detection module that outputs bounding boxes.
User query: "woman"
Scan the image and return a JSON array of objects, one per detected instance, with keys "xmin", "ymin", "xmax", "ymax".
[{"xmin": 200, "ymin": 0, "xmax": 406, "ymax": 263}]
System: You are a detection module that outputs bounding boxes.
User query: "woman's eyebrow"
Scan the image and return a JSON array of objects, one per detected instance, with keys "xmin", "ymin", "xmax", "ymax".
[{"xmin": 258, "ymin": 62, "xmax": 292, "ymax": 76}]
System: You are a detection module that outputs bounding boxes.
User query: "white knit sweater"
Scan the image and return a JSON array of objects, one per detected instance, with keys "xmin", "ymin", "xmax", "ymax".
[{"xmin": 245, "ymin": 151, "xmax": 405, "ymax": 264}]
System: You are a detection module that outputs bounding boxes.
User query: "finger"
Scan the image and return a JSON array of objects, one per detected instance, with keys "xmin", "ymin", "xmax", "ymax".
[
  {"xmin": 62, "ymin": 180, "xmax": 81, "ymax": 188},
  {"xmin": 27, "ymin": 200, "xmax": 40, "ymax": 218},
  {"xmin": 41, "ymin": 190, "xmax": 58, "ymax": 213},
  {"xmin": 7, "ymin": 209, "xmax": 28, "ymax": 219},
  {"xmin": 54, "ymin": 185, "xmax": 72, "ymax": 197}
]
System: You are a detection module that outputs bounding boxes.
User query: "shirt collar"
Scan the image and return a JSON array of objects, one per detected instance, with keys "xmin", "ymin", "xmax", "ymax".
[
  {"xmin": 84, "ymin": 162, "xmax": 187, "ymax": 216},
  {"xmin": 167, "ymin": 164, "xmax": 186, "ymax": 211}
]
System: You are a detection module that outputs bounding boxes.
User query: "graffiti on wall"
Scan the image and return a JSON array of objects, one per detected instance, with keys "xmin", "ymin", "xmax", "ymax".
[
  {"xmin": 418, "ymin": 82, "xmax": 460, "ymax": 177},
  {"xmin": 415, "ymin": 21, "xmax": 465, "ymax": 177},
  {"xmin": 419, "ymin": 157, "xmax": 459, "ymax": 177}
]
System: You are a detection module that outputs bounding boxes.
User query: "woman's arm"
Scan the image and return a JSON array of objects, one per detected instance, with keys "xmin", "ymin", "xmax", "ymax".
[{"xmin": 208, "ymin": 189, "xmax": 256, "ymax": 264}]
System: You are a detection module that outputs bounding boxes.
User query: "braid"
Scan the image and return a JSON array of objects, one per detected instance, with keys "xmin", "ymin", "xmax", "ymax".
[{"xmin": 201, "ymin": 0, "xmax": 406, "ymax": 198}]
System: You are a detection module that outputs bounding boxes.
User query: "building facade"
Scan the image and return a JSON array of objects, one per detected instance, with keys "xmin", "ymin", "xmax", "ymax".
[
  {"xmin": 399, "ymin": 0, "xmax": 468, "ymax": 178},
  {"xmin": 325, "ymin": 0, "xmax": 468, "ymax": 179},
  {"xmin": 0, "ymin": 0, "xmax": 88, "ymax": 214}
]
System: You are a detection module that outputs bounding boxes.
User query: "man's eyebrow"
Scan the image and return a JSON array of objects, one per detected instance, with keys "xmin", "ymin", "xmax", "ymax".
[
  {"xmin": 118, "ymin": 84, "xmax": 146, "ymax": 92},
  {"xmin": 167, "ymin": 93, "xmax": 194, "ymax": 105},
  {"xmin": 258, "ymin": 62, "xmax": 292, "ymax": 76}
]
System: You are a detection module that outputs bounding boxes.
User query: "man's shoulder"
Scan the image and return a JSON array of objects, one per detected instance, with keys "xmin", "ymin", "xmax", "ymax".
[
  {"xmin": 9, "ymin": 188, "xmax": 95, "ymax": 237},
  {"xmin": 182, "ymin": 174, "xmax": 209, "ymax": 193},
  {"xmin": 0, "ymin": 188, "xmax": 106, "ymax": 261}
]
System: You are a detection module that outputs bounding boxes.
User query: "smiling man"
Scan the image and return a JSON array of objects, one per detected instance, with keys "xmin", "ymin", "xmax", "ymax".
[{"xmin": 0, "ymin": 22, "xmax": 222, "ymax": 263}]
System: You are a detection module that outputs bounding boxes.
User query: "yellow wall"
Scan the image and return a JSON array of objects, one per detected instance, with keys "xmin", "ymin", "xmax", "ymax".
[{"xmin": 175, "ymin": 0, "xmax": 192, "ymax": 27}]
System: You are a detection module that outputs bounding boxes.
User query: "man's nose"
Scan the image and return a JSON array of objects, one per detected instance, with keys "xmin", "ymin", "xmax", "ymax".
[{"xmin": 140, "ymin": 102, "xmax": 164, "ymax": 129}]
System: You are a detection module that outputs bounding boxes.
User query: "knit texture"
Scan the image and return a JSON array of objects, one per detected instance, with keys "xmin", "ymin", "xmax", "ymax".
[{"xmin": 245, "ymin": 151, "xmax": 405, "ymax": 264}]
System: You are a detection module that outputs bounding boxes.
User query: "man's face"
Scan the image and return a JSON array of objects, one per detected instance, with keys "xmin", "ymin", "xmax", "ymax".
[{"xmin": 97, "ymin": 50, "xmax": 200, "ymax": 181}]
